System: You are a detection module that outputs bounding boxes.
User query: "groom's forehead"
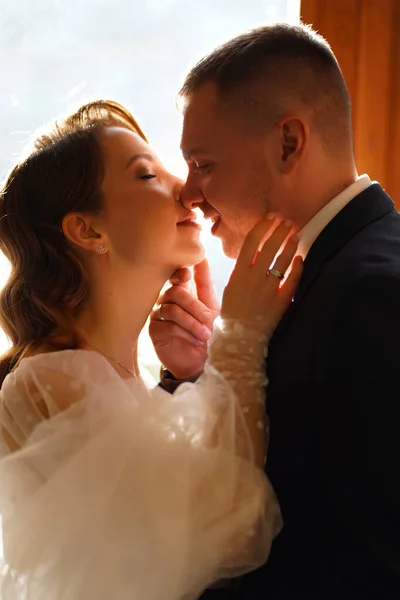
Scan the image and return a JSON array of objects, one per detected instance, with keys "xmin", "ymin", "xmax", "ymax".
[
  {"xmin": 181, "ymin": 87, "xmax": 233, "ymax": 155},
  {"xmin": 180, "ymin": 124, "xmax": 226, "ymax": 160},
  {"xmin": 181, "ymin": 83, "xmax": 223, "ymax": 130}
]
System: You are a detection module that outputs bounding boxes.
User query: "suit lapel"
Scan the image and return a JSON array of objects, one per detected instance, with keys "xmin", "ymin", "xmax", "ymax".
[{"xmin": 272, "ymin": 184, "xmax": 395, "ymax": 340}]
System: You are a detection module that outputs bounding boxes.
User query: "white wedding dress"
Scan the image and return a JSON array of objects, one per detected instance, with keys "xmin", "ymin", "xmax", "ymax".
[{"xmin": 0, "ymin": 326, "xmax": 281, "ymax": 600}]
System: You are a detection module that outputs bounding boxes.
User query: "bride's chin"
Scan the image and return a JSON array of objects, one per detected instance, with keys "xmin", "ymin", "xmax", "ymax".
[
  {"xmin": 174, "ymin": 241, "xmax": 205, "ymax": 269},
  {"xmin": 187, "ymin": 243, "xmax": 206, "ymax": 267}
]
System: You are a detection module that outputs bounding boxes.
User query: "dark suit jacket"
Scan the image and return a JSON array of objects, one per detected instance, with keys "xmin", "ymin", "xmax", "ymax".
[{"xmin": 201, "ymin": 184, "xmax": 400, "ymax": 599}]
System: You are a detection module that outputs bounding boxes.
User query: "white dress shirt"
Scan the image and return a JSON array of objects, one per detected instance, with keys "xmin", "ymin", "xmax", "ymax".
[{"xmin": 297, "ymin": 174, "xmax": 372, "ymax": 259}]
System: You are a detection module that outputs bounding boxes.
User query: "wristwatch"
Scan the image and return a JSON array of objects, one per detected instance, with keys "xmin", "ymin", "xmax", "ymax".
[{"xmin": 159, "ymin": 365, "xmax": 199, "ymax": 384}]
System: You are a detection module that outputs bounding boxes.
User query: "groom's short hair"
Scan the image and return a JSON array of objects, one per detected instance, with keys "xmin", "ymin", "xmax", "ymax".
[{"xmin": 180, "ymin": 23, "xmax": 352, "ymax": 153}]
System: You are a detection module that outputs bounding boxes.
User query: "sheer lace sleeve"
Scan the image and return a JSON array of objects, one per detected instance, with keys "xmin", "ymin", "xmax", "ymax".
[
  {"xmin": 0, "ymin": 334, "xmax": 280, "ymax": 600},
  {"xmin": 207, "ymin": 319, "xmax": 270, "ymax": 469}
]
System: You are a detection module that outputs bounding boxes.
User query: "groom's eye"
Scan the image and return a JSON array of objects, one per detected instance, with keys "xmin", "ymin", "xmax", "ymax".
[
  {"xmin": 194, "ymin": 163, "xmax": 212, "ymax": 173},
  {"xmin": 139, "ymin": 173, "xmax": 157, "ymax": 180}
]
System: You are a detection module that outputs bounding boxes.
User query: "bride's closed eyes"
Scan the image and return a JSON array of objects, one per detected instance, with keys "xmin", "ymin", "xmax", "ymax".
[{"xmin": 134, "ymin": 161, "xmax": 158, "ymax": 180}]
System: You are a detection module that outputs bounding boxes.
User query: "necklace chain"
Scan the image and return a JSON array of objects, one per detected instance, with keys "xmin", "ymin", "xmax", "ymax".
[{"xmin": 86, "ymin": 343, "xmax": 137, "ymax": 378}]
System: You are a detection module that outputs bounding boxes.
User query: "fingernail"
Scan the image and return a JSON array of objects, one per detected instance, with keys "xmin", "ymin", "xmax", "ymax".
[
  {"xmin": 283, "ymin": 219, "xmax": 293, "ymax": 228},
  {"xmin": 266, "ymin": 212, "xmax": 276, "ymax": 220},
  {"xmin": 201, "ymin": 326, "xmax": 212, "ymax": 341},
  {"xmin": 193, "ymin": 338, "xmax": 204, "ymax": 347},
  {"xmin": 290, "ymin": 234, "xmax": 300, "ymax": 242}
]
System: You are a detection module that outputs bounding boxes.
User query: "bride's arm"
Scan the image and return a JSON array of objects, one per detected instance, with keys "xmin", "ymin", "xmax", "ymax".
[{"xmin": 205, "ymin": 320, "xmax": 270, "ymax": 469}]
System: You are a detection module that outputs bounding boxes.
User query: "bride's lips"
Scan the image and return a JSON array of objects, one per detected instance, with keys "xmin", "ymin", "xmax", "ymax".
[{"xmin": 177, "ymin": 217, "xmax": 202, "ymax": 230}]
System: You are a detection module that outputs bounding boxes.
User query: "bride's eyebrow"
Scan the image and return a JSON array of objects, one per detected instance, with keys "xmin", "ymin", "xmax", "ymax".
[{"xmin": 124, "ymin": 152, "xmax": 154, "ymax": 171}]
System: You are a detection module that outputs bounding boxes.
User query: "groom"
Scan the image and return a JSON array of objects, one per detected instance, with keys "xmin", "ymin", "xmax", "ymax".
[{"xmin": 150, "ymin": 23, "xmax": 400, "ymax": 599}]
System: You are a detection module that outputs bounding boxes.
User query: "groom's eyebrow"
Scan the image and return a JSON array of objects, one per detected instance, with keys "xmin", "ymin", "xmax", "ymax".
[{"xmin": 180, "ymin": 147, "xmax": 207, "ymax": 160}]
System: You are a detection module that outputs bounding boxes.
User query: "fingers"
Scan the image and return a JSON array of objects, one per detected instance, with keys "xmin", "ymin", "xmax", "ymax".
[
  {"xmin": 169, "ymin": 267, "xmax": 192, "ymax": 286},
  {"xmin": 235, "ymin": 213, "xmax": 277, "ymax": 270},
  {"xmin": 159, "ymin": 285, "xmax": 213, "ymax": 326},
  {"xmin": 254, "ymin": 219, "xmax": 294, "ymax": 273},
  {"xmin": 270, "ymin": 234, "xmax": 299, "ymax": 277},
  {"xmin": 193, "ymin": 259, "xmax": 220, "ymax": 317},
  {"xmin": 154, "ymin": 282, "xmax": 214, "ymax": 344},
  {"xmin": 151, "ymin": 259, "xmax": 218, "ymax": 347},
  {"xmin": 170, "ymin": 260, "xmax": 220, "ymax": 316},
  {"xmin": 280, "ymin": 255, "xmax": 303, "ymax": 302},
  {"xmin": 155, "ymin": 301, "xmax": 212, "ymax": 343},
  {"xmin": 149, "ymin": 318, "xmax": 207, "ymax": 347}
]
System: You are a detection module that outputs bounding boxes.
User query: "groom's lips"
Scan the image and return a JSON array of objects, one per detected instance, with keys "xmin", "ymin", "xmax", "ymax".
[{"xmin": 211, "ymin": 216, "xmax": 221, "ymax": 235}]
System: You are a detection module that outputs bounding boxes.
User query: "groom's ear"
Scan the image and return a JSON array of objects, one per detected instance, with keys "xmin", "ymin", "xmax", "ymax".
[{"xmin": 274, "ymin": 116, "xmax": 308, "ymax": 175}]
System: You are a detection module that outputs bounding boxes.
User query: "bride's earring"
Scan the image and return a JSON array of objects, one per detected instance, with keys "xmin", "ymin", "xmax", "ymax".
[{"xmin": 98, "ymin": 244, "xmax": 107, "ymax": 253}]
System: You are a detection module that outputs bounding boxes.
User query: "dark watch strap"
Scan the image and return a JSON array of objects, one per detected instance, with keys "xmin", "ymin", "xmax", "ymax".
[{"xmin": 159, "ymin": 365, "xmax": 200, "ymax": 392}]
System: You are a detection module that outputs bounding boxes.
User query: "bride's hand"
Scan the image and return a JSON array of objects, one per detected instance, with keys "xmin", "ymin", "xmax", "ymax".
[{"xmin": 221, "ymin": 215, "xmax": 303, "ymax": 337}]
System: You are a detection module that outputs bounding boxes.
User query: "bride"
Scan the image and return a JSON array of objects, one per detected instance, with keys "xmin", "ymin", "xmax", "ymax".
[{"xmin": 0, "ymin": 100, "xmax": 302, "ymax": 599}]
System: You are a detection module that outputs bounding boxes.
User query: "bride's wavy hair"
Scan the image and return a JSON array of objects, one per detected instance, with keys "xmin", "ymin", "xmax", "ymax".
[{"xmin": 0, "ymin": 100, "xmax": 147, "ymax": 385}]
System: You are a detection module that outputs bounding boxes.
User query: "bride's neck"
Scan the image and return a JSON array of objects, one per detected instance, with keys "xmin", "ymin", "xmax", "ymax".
[{"xmin": 76, "ymin": 266, "xmax": 168, "ymax": 375}]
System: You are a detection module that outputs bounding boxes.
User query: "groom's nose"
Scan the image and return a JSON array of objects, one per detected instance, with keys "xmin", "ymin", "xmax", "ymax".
[{"xmin": 180, "ymin": 176, "xmax": 205, "ymax": 210}]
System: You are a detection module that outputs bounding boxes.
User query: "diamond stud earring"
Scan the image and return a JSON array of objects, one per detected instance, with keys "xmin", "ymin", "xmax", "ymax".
[{"xmin": 98, "ymin": 244, "xmax": 106, "ymax": 253}]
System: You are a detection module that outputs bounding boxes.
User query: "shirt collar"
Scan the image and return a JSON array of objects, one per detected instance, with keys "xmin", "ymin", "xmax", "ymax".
[{"xmin": 297, "ymin": 174, "xmax": 372, "ymax": 259}]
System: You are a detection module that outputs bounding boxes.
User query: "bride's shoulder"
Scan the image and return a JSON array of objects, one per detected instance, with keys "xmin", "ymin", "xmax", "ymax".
[
  {"xmin": 1, "ymin": 349, "xmax": 122, "ymax": 415},
  {"xmin": 15, "ymin": 348, "xmax": 116, "ymax": 380},
  {"xmin": 4, "ymin": 349, "xmax": 118, "ymax": 388},
  {"xmin": 0, "ymin": 349, "xmax": 144, "ymax": 451}
]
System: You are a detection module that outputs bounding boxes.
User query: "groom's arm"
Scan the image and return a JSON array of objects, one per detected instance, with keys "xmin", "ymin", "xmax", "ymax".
[{"xmin": 158, "ymin": 366, "xmax": 200, "ymax": 393}]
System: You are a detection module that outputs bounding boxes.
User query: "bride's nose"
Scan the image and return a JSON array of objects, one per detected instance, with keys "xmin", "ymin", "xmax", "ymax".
[{"xmin": 172, "ymin": 178, "xmax": 185, "ymax": 204}]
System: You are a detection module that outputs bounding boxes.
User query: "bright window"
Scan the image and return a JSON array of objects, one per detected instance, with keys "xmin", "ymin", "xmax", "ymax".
[{"xmin": 0, "ymin": 0, "xmax": 300, "ymax": 366}]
